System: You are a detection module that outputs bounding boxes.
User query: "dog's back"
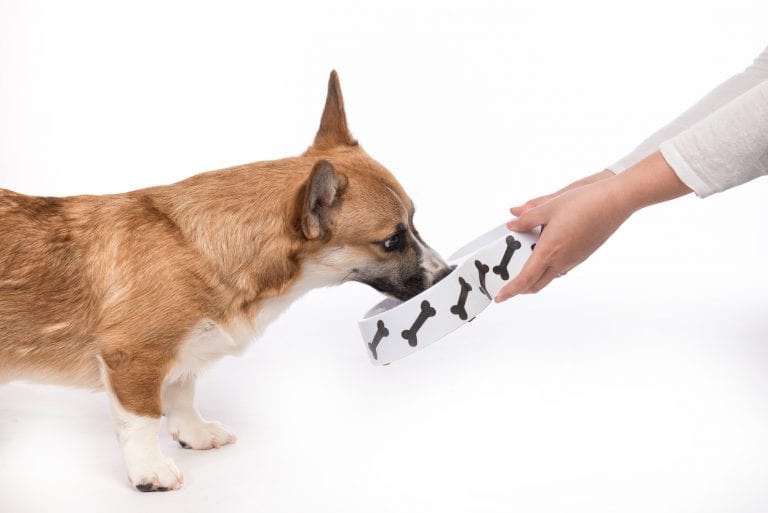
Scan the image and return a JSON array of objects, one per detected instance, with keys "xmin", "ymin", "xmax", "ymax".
[
  {"xmin": 0, "ymin": 189, "xmax": 106, "ymax": 385},
  {"xmin": 0, "ymin": 188, "xmax": 205, "ymax": 386}
]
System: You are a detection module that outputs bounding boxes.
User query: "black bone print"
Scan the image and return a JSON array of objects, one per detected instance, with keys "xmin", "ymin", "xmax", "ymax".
[
  {"xmin": 492, "ymin": 235, "xmax": 522, "ymax": 280},
  {"xmin": 401, "ymin": 300, "xmax": 437, "ymax": 347},
  {"xmin": 474, "ymin": 260, "xmax": 491, "ymax": 300},
  {"xmin": 368, "ymin": 320, "xmax": 389, "ymax": 360},
  {"xmin": 449, "ymin": 277, "xmax": 473, "ymax": 320}
]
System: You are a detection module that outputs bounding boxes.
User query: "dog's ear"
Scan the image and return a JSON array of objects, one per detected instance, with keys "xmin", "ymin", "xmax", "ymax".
[
  {"xmin": 312, "ymin": 70, "xmax": 357, "ymax": 150},
  {"xmin": 301, "ymin": 160, "xmax": 348, "ymax": 240}
]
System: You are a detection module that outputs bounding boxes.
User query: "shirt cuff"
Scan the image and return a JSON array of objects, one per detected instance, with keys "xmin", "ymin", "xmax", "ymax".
[
  {"xmin": 659, "ymin": 140, "xmax": 715, "ymax": 198},
  {"xmin": 606, "ymin": 150, "xmax": 655, "ymax": 175},
  {"xmin": 606, "ymin": 162, "xmax": 628, "ymax": 174}
]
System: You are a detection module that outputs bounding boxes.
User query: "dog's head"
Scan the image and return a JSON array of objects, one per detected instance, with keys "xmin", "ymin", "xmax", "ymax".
[{"xmin": 294, "ymin": 71, "xmax": 451, "ymax": 301}]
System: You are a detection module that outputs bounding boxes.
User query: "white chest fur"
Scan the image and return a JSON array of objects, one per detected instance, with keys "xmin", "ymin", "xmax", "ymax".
[{"xmin": 165, "ymin": 257, "xmax": 349, "ymax": 384}]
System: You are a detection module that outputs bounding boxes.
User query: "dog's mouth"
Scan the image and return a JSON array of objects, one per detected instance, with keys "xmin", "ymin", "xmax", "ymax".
[
  {"xmin": 361, "ymin": 277, "xmax": 422, "ymax": 302},
  {"xmin": 358, "ymin": 264, "xmax": 455, "ymax": 302}
]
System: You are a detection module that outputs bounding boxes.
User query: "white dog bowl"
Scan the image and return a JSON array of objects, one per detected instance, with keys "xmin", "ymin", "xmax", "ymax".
[{"xmin": 358, "ymin": 223, "xmax": 540, "ymax": 365}]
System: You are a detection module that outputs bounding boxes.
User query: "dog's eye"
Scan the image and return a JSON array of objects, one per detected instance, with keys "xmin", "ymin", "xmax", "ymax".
[{"xmin": 382, "ymin": 231, "xmax": 405, "ymax": 252}]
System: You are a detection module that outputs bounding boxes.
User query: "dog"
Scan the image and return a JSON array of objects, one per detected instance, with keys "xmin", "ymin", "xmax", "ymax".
[{"xmin": 0, "ymin": 71, "xmax": 450, "ymax": 491}]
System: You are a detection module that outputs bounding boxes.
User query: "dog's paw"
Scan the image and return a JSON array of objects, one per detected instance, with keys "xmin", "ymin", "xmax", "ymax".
[
  {"xmin": 170, "ymin": 419, "xmax": 237, "ymax": 450},
  {"xmin": 128, "ymin": 455, "xmax": 183, "ymax": 492}
]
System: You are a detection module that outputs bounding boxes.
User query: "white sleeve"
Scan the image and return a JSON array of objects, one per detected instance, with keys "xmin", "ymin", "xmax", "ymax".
[
  {"xmin": 659, "ymin": 80, "xmax": 768, "ymax": 197},
  {"xmin": 607, "ymin": 45, "xmax": 768, "ymax": 175}
]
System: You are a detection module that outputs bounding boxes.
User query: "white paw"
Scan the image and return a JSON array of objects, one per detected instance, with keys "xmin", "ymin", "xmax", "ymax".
[
  {"xmin": 128, "ymin": 454, "xmax": 183, "ymax": 492},
  {"xmin": 169, "ymin": 418, "xmax": 237, "ymax": 450}
]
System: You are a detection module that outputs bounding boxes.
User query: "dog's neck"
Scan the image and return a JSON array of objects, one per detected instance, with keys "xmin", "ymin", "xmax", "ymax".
[{"xmin": 146, "ymin": 157, "xmax": 333, "ymax": 321}]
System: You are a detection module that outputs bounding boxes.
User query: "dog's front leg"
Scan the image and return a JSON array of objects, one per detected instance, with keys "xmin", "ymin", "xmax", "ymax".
[
  {"xmin": 163, "ymin": 376, "xmax": 236, "ymax": 450},
  {"xmin": 98, "ymin": 354, "xmax": 183, "ymax": 492}
]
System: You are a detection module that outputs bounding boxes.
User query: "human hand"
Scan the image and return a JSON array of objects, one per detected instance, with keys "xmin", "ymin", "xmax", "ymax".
[
  {"xmin": 495, "ymin": 177, "xmax": 632, "ymax": 302},
  {"xmin": 496, "ymin": 151, "xmax": 691, "ymax": 302}
]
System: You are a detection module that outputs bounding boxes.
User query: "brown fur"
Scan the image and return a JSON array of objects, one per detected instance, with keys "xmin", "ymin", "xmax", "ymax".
[{"xmin": 0, "ymin": 71, "xmax": 434, "ymax": 418}]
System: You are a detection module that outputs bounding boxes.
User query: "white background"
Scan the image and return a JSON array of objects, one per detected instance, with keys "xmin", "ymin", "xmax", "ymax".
[{"xmin": 2, "ymin": 1, "xmax": 768, "ymax": 512}]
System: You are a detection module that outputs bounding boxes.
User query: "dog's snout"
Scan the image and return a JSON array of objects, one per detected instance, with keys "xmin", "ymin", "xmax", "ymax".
[{"xmin": 419, "ymin": 243, "xmax": 450, "ymax": 282}]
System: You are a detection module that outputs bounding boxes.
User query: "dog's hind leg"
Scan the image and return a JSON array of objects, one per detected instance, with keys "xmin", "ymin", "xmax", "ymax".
[
  {"xmin": 163, "ymin": 376, "xmax": 236, "ymax": 450},
  {"xmin": 98, "ymin": 351, "xmax": 183, "ymax": 492}
]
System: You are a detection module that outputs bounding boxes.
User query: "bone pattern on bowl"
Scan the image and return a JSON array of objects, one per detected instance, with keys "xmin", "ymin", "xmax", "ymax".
[{"xmin": 359, "ymin": 225, "xmax": 540, "ymax": 365}]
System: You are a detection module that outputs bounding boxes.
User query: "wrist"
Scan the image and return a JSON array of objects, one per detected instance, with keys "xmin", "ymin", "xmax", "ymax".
[
  {"xmin": 610, "ymin": 151, "xmax": 692, "ymax": 213},
  {"xmin": 601, "ymin": 173, "xmax": 640, "ymax": 220}
]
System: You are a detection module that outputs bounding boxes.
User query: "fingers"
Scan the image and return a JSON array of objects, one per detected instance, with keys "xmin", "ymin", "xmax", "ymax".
[
  {"xmin": 506, "ymin": 207, "xmax": 545, "ymax": 233},
  {"xmin": 510, "ymin": 203, "xmax": 537, "ymax": 216},
  {"xmin": 494, "ymin": 248, "xmax": 550, "ymax": 302},
  {"xmin": 498, "ymin": 205, "xmax": 550, "ymax": 301},
  {"xmin": 495, "ymin": 260, "xmax": 570, "ymax": 302},
  {"xmin": 509, "ymin": 194, "xmax": 551, "ymax": 216},
  {"xmin": 509, "ymin": 171, "xmax": 615, "ymax": 217},
  {"xmin": 527, "ymin": 265, "xmax": 562, "ymax": 294}
]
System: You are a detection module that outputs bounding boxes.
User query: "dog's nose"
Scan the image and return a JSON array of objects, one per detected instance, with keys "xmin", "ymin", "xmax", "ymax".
[{"xmin": 431, "ymin": 265, "xmax": 456, "ymax": 286}]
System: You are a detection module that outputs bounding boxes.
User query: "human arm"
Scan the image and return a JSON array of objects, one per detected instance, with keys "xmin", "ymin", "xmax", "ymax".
[
  {"xmin": 608, "ymin": 44, "xmax": 768, "ymax": 174},
  {"xmin": 513, "ymin": 44, "xmax": 768, "ymax": 216},
  {"xmin": 496, "ymin": 46, "xmax": 768, "ymax": 302}
]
